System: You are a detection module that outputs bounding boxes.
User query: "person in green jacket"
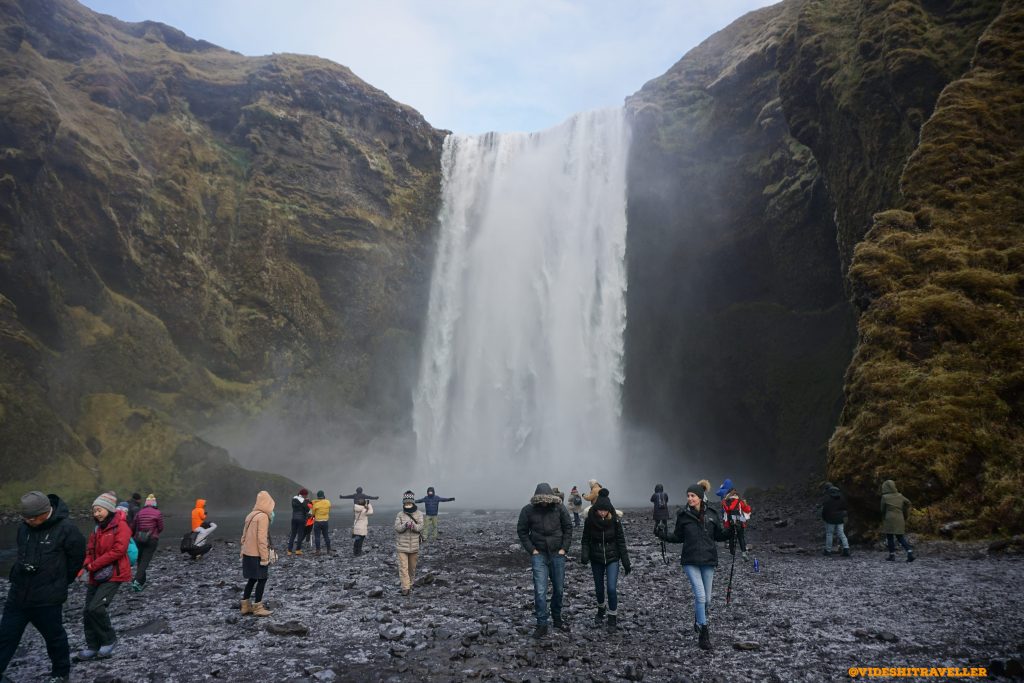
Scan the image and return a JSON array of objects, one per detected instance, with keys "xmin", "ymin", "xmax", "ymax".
[{"xmin": 880, "ymin": 479, "xmax": 914, "ymax": 562}]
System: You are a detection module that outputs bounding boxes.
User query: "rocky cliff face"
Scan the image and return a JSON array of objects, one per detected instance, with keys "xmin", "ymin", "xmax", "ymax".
[
  {"xmin": 625, "ymin": 0, "xmax": 1018, "ymax": 534},
  {"xmin": 0, "ymin": 0, "xmax": 444, "ymax": 506}
]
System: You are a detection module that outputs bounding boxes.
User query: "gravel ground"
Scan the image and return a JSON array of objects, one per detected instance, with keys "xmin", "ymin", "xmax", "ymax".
[{"xmin": 1, "ymin": 501, "xmax": 1022, "ymax": 682}]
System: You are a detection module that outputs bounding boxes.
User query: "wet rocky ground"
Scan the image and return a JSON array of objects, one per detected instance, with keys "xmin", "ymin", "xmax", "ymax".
[{"xmin": 2, "ymin": 500, "xmax": 1023, "ymax": 682}]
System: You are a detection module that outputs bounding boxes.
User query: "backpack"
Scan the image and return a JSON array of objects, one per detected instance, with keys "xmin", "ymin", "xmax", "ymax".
[
  {"xmin": 180, "ymin": 530, "xmax": 199, "ymax": 553},
  {"xmin": 127, "ymin": 538, "xmax": 139, "ymax": 566}
]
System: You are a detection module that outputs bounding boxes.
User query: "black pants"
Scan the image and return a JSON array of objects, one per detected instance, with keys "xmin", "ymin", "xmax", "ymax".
[
  {"xmin": 0, "ymin": 602, "xmax": 70, "ymax": 678},
  {"xmin": 83, "ymin": 582, "xmax": 120, "ymax": 649},
  {"xmin": 313, "ymin": 521, "xmax": 331, "ymax": 550},
  {"xmin": 728, "ymin": 526, "xmax": 747, "ymax": 553},
  {"xmin": 886, "ymin": 534, "xmax": 912, "ymax": 554},
  {"xmin": 288, "ymin": 519, "xmax": 305, "ymax": 551},
  {"xmin": 187, "ymin": 544, "xmax": 212, "ymax": 560},
  {"xmin": 135, "ymin": 537, "xmax": 159, "ymax": 584},
  {"xmin": 243, "ymin": 578, "xmax": 267, "ymax": 603},
  {"xmin": 572, "ymin": 512, "xmax": 580, "ymax": 527},
  {"xmin": 353, "ymin": 534, "xmax": 365, "ymax": 555}
]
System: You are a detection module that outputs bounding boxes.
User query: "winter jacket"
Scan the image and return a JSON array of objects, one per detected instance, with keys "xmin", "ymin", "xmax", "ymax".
[
  {"xmin": 132, "ymin": 505, "xmax": 164, "ymax": 539},
  {"xmin": 583, "ymin": 480, "xmax": 602, "ymax": 503},
  {"xmin": 85, "ymin": 509, "xmax": 132, "ymax": 585},
  {"xmin": 394, "ymin": 507, "xmax": 425, "ymax": 553},
  {"xmin": 658, "ymin": 504, "xmax": 730, "ymax": 567},
  {"xmin": 415, "ymin": 493, "xmax": 455, "ymax": 517},
  {"xmin": 291, "ymin": 495, "xmax": 310, "ymax": 522},
  {"xmin": 880, "ymin": 480, "xmax": 911, "ymax": 535},
  {"xmin": 240, "ymin": 491, "xmax": 275, "ymax": 563},
  {"xmin": 517, "ymin": 484, "xmax": 573, "ymax": 556},
  {"xmin": 194, "ymin": 522, "xmax": 217, "ymax": 547},
  {"xmin": 568, "ymin": 493, "xmax": 583, "ymax": 513},
  {"xmin": 305, "ymin": 501, "xmax": 314, "ymax": 527},
  {"xmin": 339, "ymin": 488, "xmax": 379, "ymax": 501},
  {"xmin": 651, "ymin": 486, "xmax": 669, "ymax": 521},
  {"xmin": 821, "ymin": 486, "xmax": 848, "ymax": 524},
  {"xmin": 580, "ymin": 512, "xmax": 630, "ymax": 571},
  {"xmin": 126, "ymin": 499, "xmax": 141, "ymax": 525},
  {"xmin": 721, "ymin": 494, "xmax": 752, "ymax": 529},
  {"xmin": 6, "ymin": 494, "xmax": 86, "ymax": 607},
  {"xmin": 352, "ymin": 502, "xmax": 373, "ymax": 536},
  {"xmin": 311, "ymin": 498, "xmax": 331, "ymax": 522},
  {"xmin": 191, "ymin": 499, "xmax": 207, "ymax": 530}
]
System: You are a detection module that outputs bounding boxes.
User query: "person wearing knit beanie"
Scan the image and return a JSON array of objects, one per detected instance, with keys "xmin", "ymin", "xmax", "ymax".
[
  {"xmin": 144, "ymin": 494, "xmax": 158, "ymax": 507},
  {"xmin": 394, "ymin": 491, "xmax": 424, "ymax": 595},
  {"xmin": 311, "ymin": 491, "xmax": 332, "ymax": 555},
  {"xmin": 92, "ymin": 492, "xmax": 118, "ymax": 514},
  {"xmin": 581, "ymin": 488, "xmax": 631, "ymax": 630},
  {"xmin": 655, "ymin": 483, "xmax": 730, "ymax": 652}
]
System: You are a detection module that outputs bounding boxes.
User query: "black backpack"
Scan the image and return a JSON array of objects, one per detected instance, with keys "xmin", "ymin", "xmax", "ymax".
[{"xmin": 180, "ymin": 530, "xmax": 199, "ymax": 553}]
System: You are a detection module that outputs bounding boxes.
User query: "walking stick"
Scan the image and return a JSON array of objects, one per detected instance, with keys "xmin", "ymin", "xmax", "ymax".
[
  {"xmin": 657, "ymin": 521, "xmax": 668, "ymax": 565},
  {"xmin": 725, "ymin": 520, "xmax": 737, "ymax": 606}
]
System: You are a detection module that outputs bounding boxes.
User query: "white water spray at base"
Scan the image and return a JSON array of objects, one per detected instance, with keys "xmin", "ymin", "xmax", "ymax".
[{"xmin": 413, "ymin": 109, "xmax": 630, "ymax": 504}]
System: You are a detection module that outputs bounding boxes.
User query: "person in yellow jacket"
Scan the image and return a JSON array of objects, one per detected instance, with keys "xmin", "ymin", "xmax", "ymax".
[
  {"xmin": 191, "ymin": 499, "xmax": 206, "ymax": 531},
  {"xmin": 311, "ymin": 490, "xmax": 332, "ymax": 555}
]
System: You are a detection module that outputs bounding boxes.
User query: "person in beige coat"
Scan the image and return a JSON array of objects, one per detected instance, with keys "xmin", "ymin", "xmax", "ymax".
[
  {"xmin": 239, "ymin": 490, "xmax": 275, "ymax": 617},
  {"xmin": 394, "ymin": 491, "xmax": 425, "ymax": 595},
  {"xmin": 352, "ymin": 499, "xmax": 373, "ymax": 556}
]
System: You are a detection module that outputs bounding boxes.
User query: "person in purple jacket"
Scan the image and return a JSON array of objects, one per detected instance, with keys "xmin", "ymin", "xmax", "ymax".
[
  {"xmin": 415, "ymin": 487, "xmax": 455, "ymax": 542},
  {"xmin": 129, "ymin": 494, "xmax": 164, "ymax": 592}
]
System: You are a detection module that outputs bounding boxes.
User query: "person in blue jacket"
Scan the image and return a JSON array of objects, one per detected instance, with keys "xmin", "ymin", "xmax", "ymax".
[{"xmin": 415, "ymin": 487, "xmax": 455, "ymax": 542}]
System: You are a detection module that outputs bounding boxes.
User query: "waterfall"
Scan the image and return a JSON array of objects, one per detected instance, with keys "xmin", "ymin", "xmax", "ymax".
[{"xmin": 413, "ymin": 108, "xmax": 630, "ymax": 499}]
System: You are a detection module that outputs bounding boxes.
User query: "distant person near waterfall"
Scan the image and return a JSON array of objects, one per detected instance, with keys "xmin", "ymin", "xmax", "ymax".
[
  {"xmin": 651, "ymin": 484, "xmax": 670, "ymax": 534},
  {"xmin": 339, "ymin": 487, "xmax": 380, "ymax": 501},
  {"xmin": 287, "ymin": 489, "xmax": 310, "ymax": 556},
  {"xmin": 240, "ymin": 491, "xmax": 275, "ymax": 617},
  {"xmin": 415, "ymin": 487, "xmax": 455, "ymax": 542},
  {"xmin": 580, "ymin": 488, "xmax": 630, "ymax": 631},
  {"xmin": 185, "ymin": 520, "xmax": 217, "ymax": 561},
  {"xmin": 311, "ymin": 490, "xmax": 332, "ymax": 555},
  {"xmin": 517, "ymin": 483, "xmax": 573, "ymax": 638},
  {"xmin": 720, "ymin": 482, "xmax": 752, "ymax": 561},
  {"xmin": 80, "ymin": 492, "xmax": 131, "ymax": 661},
  {"xmin": 880, "ymin": 480, "xmax": 914, "ymax": 562},
  {"xmin": 352, "ymin": 498, "xmax": 373, "ymax": 556},
  {"xmin": 656, "ymin": 483, "xmax": 730, "ymax": 651},
  {"xmin": 129, "ymin": 495, "xmax": 163, "ymax": 592},
  {"xmin": 568, "ymin": 487, "xmax": 583, "ymax": 528},
  {"xmin": 820, "ymin": 482, "xmax": 850, "ymax": 557},
  {"xmin": 394, "ymin": 492, "xmax": 425, "ymax": 595}
]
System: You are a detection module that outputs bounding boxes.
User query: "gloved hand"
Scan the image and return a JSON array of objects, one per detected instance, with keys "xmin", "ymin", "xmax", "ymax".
[
  {"xmin": 623, "ymin": 564, "xmax": 632, "ymax": 576},
  {"xmin": 405, "ymin": 522, "xmax": 414, "ymax": 530}
]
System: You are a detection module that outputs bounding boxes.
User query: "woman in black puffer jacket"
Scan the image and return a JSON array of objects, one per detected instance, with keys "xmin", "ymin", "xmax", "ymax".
[
  {"xmin": 580, "ymin": 489, "xmax": 631, "ymax": 630},
  {"xmin": 656, "ymin": 483, "xmax": 730, "ymax": 651}
]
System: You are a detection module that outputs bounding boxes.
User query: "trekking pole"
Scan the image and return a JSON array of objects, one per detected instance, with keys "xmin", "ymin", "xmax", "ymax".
[
  {"xmin": 725, "ymin": 521, "xmax": 737, "ymax": 606},
  {"xmin": 659, "ymin": 521, "xmax": 668, "ymax": 565}
]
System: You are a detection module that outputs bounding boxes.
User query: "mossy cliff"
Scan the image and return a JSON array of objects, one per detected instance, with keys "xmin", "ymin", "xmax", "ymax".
[
  {"xmin": 0, "ymin": 0, "xmax": 444, "ymax": 507},
  {"xmin": 625, "ymin": 0, "xmax": 1019, "ymax": 535}
]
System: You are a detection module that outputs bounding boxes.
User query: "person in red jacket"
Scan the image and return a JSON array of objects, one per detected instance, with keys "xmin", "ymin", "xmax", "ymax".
[
  {"xmin": 720, "ymin": 486, "xmax": 752, "ymax": 561},
  {"xmin": 80, "ymin": 491, "xmax": 131, "ymax": 660}
]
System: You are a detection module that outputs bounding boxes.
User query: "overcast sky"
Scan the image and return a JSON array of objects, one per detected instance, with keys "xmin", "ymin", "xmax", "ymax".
[{"xmin": 81, "ymin": 0, "xmax": 779, "ymax": 134}]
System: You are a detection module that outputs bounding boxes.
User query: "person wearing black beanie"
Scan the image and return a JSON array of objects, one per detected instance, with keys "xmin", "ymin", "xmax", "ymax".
[
  {"xmin": 655, "ymin": 483, "xmax": 730, "ymax": 651},
  {"xmin": 580, "ymin": 489, "xmax": 631, "ymax": 630}
]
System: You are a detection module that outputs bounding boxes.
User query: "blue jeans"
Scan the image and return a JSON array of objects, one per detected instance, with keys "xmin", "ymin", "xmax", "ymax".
[
  {"xmin": 591, "ymin": 560, "xmax": 620, "ymax": 612},
  {"xmin": 531, "ymin": 553, "xmax": 565, "ymax": 625},
  {"xmin": 313, "ymin": 521, "xmax": 330, "ymax": 550},
  {"xmin": 0, "ymin": 602, "xmax": 70, "ymax": 678},
  {"xmin": 683, "ymin": 564, "xmax": 715, "ymax": 626},
  {"xmin": 825, "ymin": 523, "xmax": 849, "ymax": 550},
  {"xmin": 886, "ymin": 534, "xmax": 912, "ymax": 554}
]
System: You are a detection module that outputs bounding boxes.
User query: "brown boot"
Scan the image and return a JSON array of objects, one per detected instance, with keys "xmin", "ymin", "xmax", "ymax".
[
  {"xmin": 240, "ymin": 599, "xmax": 253, "ymax": 615},
  {"xmin": 295, "ymin": 549, "xmax": 303, "ymax": 556},
  {"xmin": 251, "ymin": 602, "xmax": 272, "ymax": 617}
]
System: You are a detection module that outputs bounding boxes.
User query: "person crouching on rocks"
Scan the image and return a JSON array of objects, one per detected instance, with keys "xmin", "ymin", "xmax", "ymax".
[
  {"xmin": 187, "ymin": 520, "xmax": 217, "ymax": 561},
  {"xmin": 580, "ymin": 489, "xmax": 631, "ymax": 630},
  {"xmin": 80, "ymin": 491, "xmax": 131, "ymax": 661},
  {"xmin": 394, "ymin": 492, "xmax": 425, "ymax": 595},
  {"xmin": 656, "ymin": 483, "xmax": 730, "ymax": 651},
  {"xmin": 240, "ymin": 490, "xmax": 275, "ymax": 617},
  {"xmin": 352, "ymin": 498, "xmax": 373, "ymax": 556},
  {"xmin": 880, "ymin": 479, "xmax": 914, "ymax": 562},
  {"xmin": 517, "ymin": 483, "xmax": 573, "ymax": 638}
]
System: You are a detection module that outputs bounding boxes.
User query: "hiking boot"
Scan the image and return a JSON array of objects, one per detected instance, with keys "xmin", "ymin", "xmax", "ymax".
[
  {"xmin": 401, "ymin": 588, "xmax": 410, "ymax": 596},
  {"xmin": 553, "ymin": 615, "xmax": 569, "ymax": 632},
  {"xmin": 314, "ymin": 549, "xmax": 321, "ymax": 556},
  {"xmin": 594, "ymin": 606, "xmax": 606, "ymax": 625},
  {"xmin": 823, "ymin": 549, "xmax": 832, "ymax": 556},
  {"xmin": 251, "ymin": 602, "xmax": 272, "ymax": 617},
  {"xmin": 607, "ymin": 613, "xmax": 618, "ymax": 630},
  {"xmin": 887, "ymin": 553, "xmax": 896, "ymax": 561},
  {"xmin": 240, "ymin": 599, "xmax": 253, "ymax": 615},
  {"xmin": 841, "ymin": 548, "xmax": 851, "ymax": 557},
  {"xmin": 46, "ymin": 676, "xmax": 69, "ymax": 683},
  {"xmin": 130, "ymin": 579, "xmax": 143, "ymax": 592},
  {"xmin": 286, "ymin": 550, "xmax": 292, "ymax": 556},
  {"xmin": 97, "ymin": 644, "xmax": 115, "ymax": 659},
  {"xmin": 532, "ymin": 624, "xmax": 548, "ymax": 639},
  {"xmin": 698, "ymin": 625, "xmax": 712, "ymax": 651},
  {"xmin": 693, "ymin": 620, "xmax": 700, "ymax": 634},
  {"xmin": 906, "ymin": 551, "xmax": 915, "ymax": 562},
  {"xmin": 295, "ymin": 549, "xmax": 303, "ymax": 556},
  {"xmin": 77, "ymin": 648, "xmax": 97, "ymax": 661},
  {"xmin": 742, "ymin": 551, "xmax": 749, "ymax": 561}
]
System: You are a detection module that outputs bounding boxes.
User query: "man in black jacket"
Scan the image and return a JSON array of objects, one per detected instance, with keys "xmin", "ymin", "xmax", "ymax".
[
  {"xmin": 516, "ymin": 483, "xmax": 573, "ymax": 638},
  {"xmin": 821, "ymin": 483, "xmax": 850, "ymax": 556},
  {"xmin": 0, "ymin": 491, "xmax": 86, "ymax": 683}
]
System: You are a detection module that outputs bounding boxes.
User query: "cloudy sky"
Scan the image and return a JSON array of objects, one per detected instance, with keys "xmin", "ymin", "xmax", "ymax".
[{"xmin": 81, "ymin": 0, "xmax": 779, "ymax": 134}]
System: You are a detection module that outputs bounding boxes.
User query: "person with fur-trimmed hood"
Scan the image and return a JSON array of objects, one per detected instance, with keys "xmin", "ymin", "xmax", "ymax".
[
  {"xmin": 517, "ymin": 483, "xmax": 573, "ymax": 638},
  {"xmin": 580, "ymin": 489, "xmax": 631, "ymax": 630},
  {"xmin": 655, "ymin": 482, "xmax": 731, "ymax": 651},
  {"xmin": 394, "ymin": 492, "xmax": 425, "ymax": 595}
]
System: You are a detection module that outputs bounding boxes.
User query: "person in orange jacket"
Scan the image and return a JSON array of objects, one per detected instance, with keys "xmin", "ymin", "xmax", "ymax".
[{"xmin": 191, "ymin": 499, "xmax": 207, "ymax": 531}]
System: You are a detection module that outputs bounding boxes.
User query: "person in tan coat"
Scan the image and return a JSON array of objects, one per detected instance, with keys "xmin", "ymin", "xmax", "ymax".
[
  {"xmin": 352, "ymin": 499, "xmax": 373, "ymax": 556},
  {"xmin": 394, "ymin": 491, "xmax": 425, "ymax": 595},
  {"xmin": 239, "ymin": 491, "xmax": 275, "ymax": 617},
  {"xmin": 880, "ymin": 480, "xmax": 914, "ymax": 562}
]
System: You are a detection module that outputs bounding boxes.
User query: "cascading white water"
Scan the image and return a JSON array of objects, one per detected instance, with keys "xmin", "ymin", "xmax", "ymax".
[{"xmin": 413, "ymin": 108, "xmax": 630, "ymax": 502}]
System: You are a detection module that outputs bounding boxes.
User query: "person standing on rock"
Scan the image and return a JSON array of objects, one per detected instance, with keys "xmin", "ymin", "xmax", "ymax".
[
  {"xmin": 394, "ymin": 491, "xmax": 425, "ymax": 595},
  {"xmin": 302, "ymin": 498, "xmax": 315, "ymax": 548},
  {"xmin": 415, "ymin": 486, "xmax": 455, "ymax": 542},
  {"xmin": 821, "ymin": 483, "xmax": 850, "ymax": 557},
  {"xmin": 129, "ymin": 494, "xmax": 163, "ymax": 592},
  {"xmin": 287, "ymin": 488, "xmax": 310, "ymax": 556},
  {"xmin": 80, "ymin": 491, "xmax": 131, "ymax": 660},
  {"xmin": 651, "ymin": 484, "xmax": 670, "ymax": 534},
  {"xmin": 721, "ymin": 486, "xmax": 752, "ymax": 561},
  {"xmin": 240, "ymin": 490, "xmax": 275, "ymax": 617},
  {"xmin": 352, "ymin": 498, "xmax": 373, "ymax": 556},
  {"xmin": 655, "ymin": 483, "xmax": 730, "ymax": 651},
  {"xmin": 568, "ymin": 486, "xmax": 584, "ymax": 528},
  {"xmin": 339, "ymin": 486, "xmax": 380, "ymax": 501},
  {"xmin": 191, "ymin": 498, "xmax": 207, "ymax": 531},
  {"xmin": 0, "ymin": 492, "xmax": 86, "ymax": 683},
  {"xmin": 580, "ymin": 489, "xmax": 631, "ymax": 630},
  {"xmin": 311, "ymin": 490, "xmax": 332, "ymax": 555},
  {"xmin": 517, "ymin": 482, "xmax": 573, "ymax": 638},
  {"xmin": 880, "ymin": 480, "xmax": 914, "ymax": 562}
]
